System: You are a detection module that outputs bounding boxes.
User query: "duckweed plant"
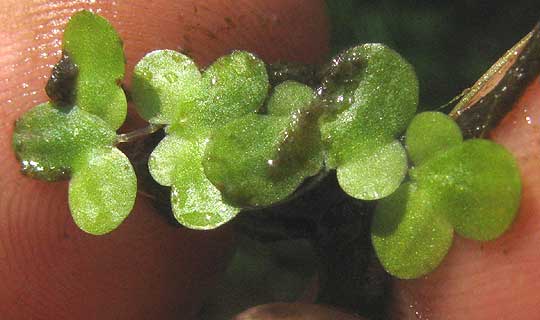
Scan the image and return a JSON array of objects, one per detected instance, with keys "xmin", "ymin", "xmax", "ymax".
[{"xmin": 12, "ymin": 11, "xmax": 523, "ymax": 279}]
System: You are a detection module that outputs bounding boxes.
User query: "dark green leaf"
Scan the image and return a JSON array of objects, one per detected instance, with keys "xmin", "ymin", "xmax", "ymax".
[
  {"xmin": 204, "ymin": 113, "xmax": 323, "ymax": 207},
  {"xmin": 12, "ymin": 103, "xmax": 116, "ymax": 181}
]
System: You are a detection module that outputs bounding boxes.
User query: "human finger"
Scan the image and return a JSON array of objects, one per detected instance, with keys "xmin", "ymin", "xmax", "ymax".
[{"xmin": 0, "ymin": 1, "xmax": 329, "ymax": 319}]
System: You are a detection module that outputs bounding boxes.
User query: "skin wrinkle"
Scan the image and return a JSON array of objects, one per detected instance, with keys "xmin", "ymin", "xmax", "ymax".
[
  {"xmin": 391, "ymin": 76, "xmax": 540, "ymax": 319},
  {"xmin": 0, "ymin": 1, "xmax": 329, "ymax": 319}
]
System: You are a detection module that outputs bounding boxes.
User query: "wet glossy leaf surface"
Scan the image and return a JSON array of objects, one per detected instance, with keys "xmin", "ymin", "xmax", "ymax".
[
  {"xmin": 12, "ymin": 11, "xmax": 136, "ymax": 235},
  {"xmin": 321, "ymin": 44, "xmax": 419, "ymax": 200},
  {"xmin": 204, "ymin": 113, "xmax": 323, "ymax": 207},
  {"xmin": 372, "ymin": 112, "xmax": 522, "ymax": 278},
  {"xmin": 13, "ymin": 103, "xmax": 116, "ymax": 181},
  {"xmin": 198, "ymin": 50, "xmax": 269, "ymax": 125},
  {"xmin": 138, "ymin": 50, "xmax": 269, "ymax": 228},
  {"xmin": 337, "ymin": 140, "xmax": 407, "ymax": 200},
  {"xmin": 322, "ymin": 44, "xmax": 419, "ymax": 163},
  {"xmin": 266, "ymin": 81, "xmax": 314, "ymax": 116}
]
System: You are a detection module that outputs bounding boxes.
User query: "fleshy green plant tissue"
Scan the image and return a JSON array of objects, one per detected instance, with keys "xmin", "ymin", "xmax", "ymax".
[
  {"xmin": 12, "ymin": 10, "xmax": 522, "ymax": 280},
  {"xmin": 13, "ymin": 11, "xmax": 135, "ymax": 235}
]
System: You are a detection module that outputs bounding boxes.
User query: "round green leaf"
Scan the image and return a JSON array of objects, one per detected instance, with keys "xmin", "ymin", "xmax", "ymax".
[
  {"xmin": 406, "ymin": 112, "xmax": 463, "ymax": 165},
  {"xmin": 148, "ymin": 134, "xmax": 238, "ymax": 229},
  {"xmin": 12, "ymin": 103, "xmax": 116, "ymax": 181},
  {"xmin": 198, "ymin": 51, "xmax": 269, "ymax": 125},
  {"xmin": 372, "ymin": 183, "xmax": 454, "ymax": 279},
  {"xmin": 63, "ymin": 10, "xmax": 127, "ymax": 129},
  {"xmin": 69, "ymin": 147, "xmax": 136, "ymax": 235},
  {"xmin": 204, "ymin": 113, "xmax": 323, "ymax": 207},
  {"xmin": 171, "ymin": 177, "xmax": 239, "ymax": 230},
  {"xmin": 412, "ymin": 139, "xmax": 522, "ymax": 241},
  {"xmin": 148, "ymin": 134, "xmax": 184, "ymax": 187},
  {"xmin": 266, "ymin": 81, "xmax": 314, "ymax": 116},
  {"xmin": 337, "ymin": 140, "xmax": 407, "ymax": 200},
  {"xmin": 322, "ymin": 43, "xmax": 419, "ymax": 167},
  {"xmin": 132, "ymin": 50, "xmax": 203, "ymax": 124}
]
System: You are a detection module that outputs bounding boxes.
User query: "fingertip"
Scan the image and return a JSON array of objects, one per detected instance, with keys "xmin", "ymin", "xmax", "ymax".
[
  {"xmin": 0, "ymin": 1, "xmax": 329, "ymax": 318},
  {"xmin": 1, "ymin": 0, "xmax": 329, "ymax": 120}
]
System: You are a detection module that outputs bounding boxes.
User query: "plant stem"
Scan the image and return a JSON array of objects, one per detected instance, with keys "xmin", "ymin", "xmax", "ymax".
[
  {"xmin": 451, "ymin": 22, "xmax": 540, "ymax": 138},
  {"xmin": 115, "ymin": 123, "xmax": 165, "ymax": 144}
]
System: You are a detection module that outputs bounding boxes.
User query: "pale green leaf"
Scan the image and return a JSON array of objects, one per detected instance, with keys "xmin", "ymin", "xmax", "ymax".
[
  {"xmin": 266, "ymin": 81, "xmax": 314, "ymax": 116},
  {"xmin": 132, "ymin": 50, "xmax": 203, "ymax": 124},
  {"xmin": 406, "ymin": 112, "xmax": 463, "ymax": 165},
  {"xmin": 372, "ymin": 183, "xmax": 454, "ymax": 279},
  {"xmin": 69, "ymin": 147, "xmax": 136, "ymax": 235},
  {"xmin": 337, "ymin": 140, "xmax": 407, "ymax": 200},
  {"xmin": 63, "ymin": 10, "xmax": 126, "ymax": 129},
  {"xmin": 147, "ymin": 134, "xmax": 184, "ymax": 187},
  {"xmin": 198, "ymin": 51, "xmax": 269, "ymax": 125},
  {"xmin": 148, "ymin": 134, "xmax": 238, "ymax": 229},
  {"xmin": 322, "ymin": 43, "xmax": 419, "ymax": 167},
  {"xmin": 412, "ymin": 139, "xmax": 522, "ymax": 241}
]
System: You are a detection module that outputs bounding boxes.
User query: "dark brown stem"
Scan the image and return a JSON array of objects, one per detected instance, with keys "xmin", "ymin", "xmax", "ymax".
[{"xmin": 451, "ymin": 22, "xmax": 540, "ymax": 138}]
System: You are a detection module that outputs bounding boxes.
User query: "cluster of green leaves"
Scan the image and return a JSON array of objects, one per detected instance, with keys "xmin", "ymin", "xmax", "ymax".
[
  {"xmin": 131, "ymin": 43, "xmax": 420, "ymax": 230},
  {"xmin": 13, "ymin": 11, "xmax": 135, "ymax": 235},
  {"xmin": 132, "ymin": 49, "xmax": 324, "ymax": 227},
  {"xmin": 132, "ymin": 49, "xmax": 269, "ymax": 229},
  {"xmin": 372, "ymin": 112, "xmax": 521, "ymax": 278},
  {"xmin": 12, "ymin": 11, "xmax": 522, "ymax": 279},
  {"xmin": 320, "ymin": 44, "xmax": 418, "ymax": 200}
]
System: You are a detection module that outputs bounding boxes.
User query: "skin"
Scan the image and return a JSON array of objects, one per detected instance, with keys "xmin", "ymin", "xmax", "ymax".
[
  {"xmin": 2, "ymin": 2, "xmax": 539, "ymax": 319},
  {"xmin": 0, "ymin": 0, "xmax": 328, "ymax": 319}
]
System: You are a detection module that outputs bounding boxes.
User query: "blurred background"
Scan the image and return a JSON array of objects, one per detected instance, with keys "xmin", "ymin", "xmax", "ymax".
[
  {"xmin": 201, "ymin": 2, "xmax": 540, "ymax": 319},
  {"xmin": 327, "ymin": 0, "xmax": 540, "ymax": 110}
]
